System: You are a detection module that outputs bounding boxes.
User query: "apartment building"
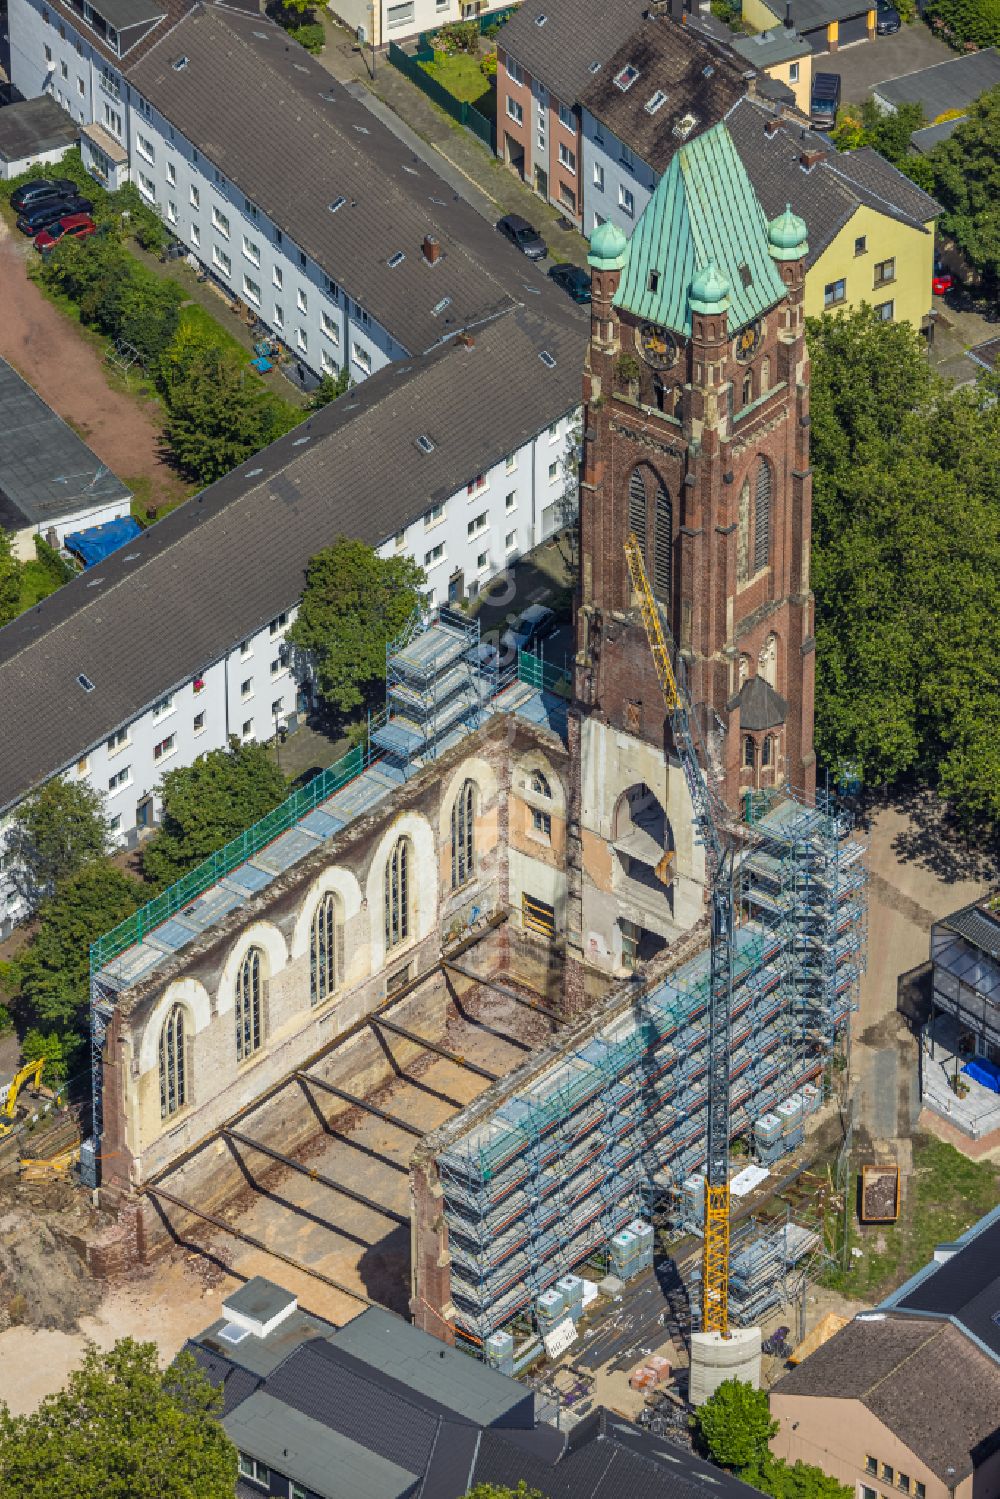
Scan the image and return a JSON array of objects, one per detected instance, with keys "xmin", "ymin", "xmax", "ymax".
[
  {"xmin": 7, "ymin": 0, "xmax": 582, "ymax": 385},
  {"xmin": 0, "ymin": 307, "xmax": 582, "ymax": 934},
  {"xmin": 580, "ymin": 15, "xmax": 750, "ymax": 234},
  {"xmin": 494, "ymin": 0, "xmax": 646, "ymax": 226},
  {"xmin": 330, "ymin": 0, "xmax": 510, "ymax": 51}
]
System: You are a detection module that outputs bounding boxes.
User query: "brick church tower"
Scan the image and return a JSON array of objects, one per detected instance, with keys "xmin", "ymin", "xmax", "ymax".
[{"xmin": 566, "ymin": 122, "xmax": 815, "ymax": 984}]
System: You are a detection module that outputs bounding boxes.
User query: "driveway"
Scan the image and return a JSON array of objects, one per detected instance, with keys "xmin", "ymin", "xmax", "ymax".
[{"xmin": 817, "ymin": 22, "xmax": 954, "ymax": 103}]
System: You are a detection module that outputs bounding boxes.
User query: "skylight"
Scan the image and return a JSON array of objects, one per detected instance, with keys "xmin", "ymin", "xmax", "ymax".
[
  {"xmin": 329, "ymin": 196, "xmax": 347, "ymax": 213},
  {"xmin": 539, "ymin": 350, "xmax": 557, "ymax": 368},
  {"xmin": 588, "ymin": 61, "xmax": 602, "ymax": 74},
  {"xmin": 78, "ymin": 674, "xmax": 96, "ymax": 693},
  {"xmin": 645, "ymin": 89, "xmax": 668, "ymax": 115},
  {"xmin": 246, "ymin": 467, "xmax": 264, "ymax": 476},
  {"xmin": 534, "ymin": 12, "xmax": 547, "ymax": 23},
  {"xmin": 703, "ymin": 64, "xmax": 715, "ymax": 77},
  {"xmin": 415, "ymin": 434, "xmax": 435, "ymax": 454},
  {"xmin": 387, "ymin": 251, "xmax": 406, "ymax": 268},
  {"xmin": 614, "ymin": 64, "xmax": 640, "ymax": 92},
  {"xmin": 673, "ymin": 112, "xmax": 697, "ymax": 138},
  {"xmin": 218, "ymin": 1323, "xmax": 250, "ymax": 1345},
  {"xmin": 172, "ymin": 54, "xmax": 189, "ymax": 70},
  {"xmin": 431, "ymin": 296, "xmax": 452, "ymax": 316}
]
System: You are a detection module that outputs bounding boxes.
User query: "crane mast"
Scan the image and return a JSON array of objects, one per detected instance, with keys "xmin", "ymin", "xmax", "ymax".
[{"xmin": 623, "ymin": 533, "xmax": 733, "ymax": 1338}]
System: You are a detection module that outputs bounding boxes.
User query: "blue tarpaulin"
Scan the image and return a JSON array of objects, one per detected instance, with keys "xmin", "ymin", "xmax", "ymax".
[
  {"xmin": 65, "ymin": 515, "xmax": 142, "ymax": 568},
  {"xmin": 963, "ymin": 1058, "xmax": 1000, "ymax": 1094}
]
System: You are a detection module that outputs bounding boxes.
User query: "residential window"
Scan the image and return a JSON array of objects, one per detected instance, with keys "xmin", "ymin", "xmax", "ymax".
[
  {"xmin": 76, "ymin": 756, "xmax": 90, "ymax": 775},
  {"xmin": 619, "ymin": 184, "xmax": 635, "ymax": 218},
  {"xmin": 505, "ymin": 452, "xmax": 517, "ymax": 474},
  {"xmin": 299, "ymin": 250, "xmax": 306, "ymax": 269},
  {"xmin": 235, "ymin": 948, "xmax": 263, "ymax": 1061},
  {"xmin": 823, "ymin": 278, "xmax": 846, "ymax": 306},
  {"xmin": 743, "ymin": 735, "xmax": 755, "ymax": 768},
  {"xmin": 297, "ymin": 287, "xmax": 308, "ymax": 313},
  {"xmin": 166, "ymin": 160, "xmax": 176, "ymax": 185},
  {"xmin": 548, "ymin": 461, "xmax": 558, "ymax": 481},
  {"xmin": 190, "ymin": 184, "xmax": 200, "ymax": 208},
  {"xmin": 505, "ymin": 490, "xmax": 517, "ymax": 512},
  {"xmin": 321, "ymin": 309, "xmax": 339, "ymax": 344},
  {"xmin": 861, "ymin": 1489, "xmax": 877, "ymax": 1499},
  {"xmin": 352, "ymin": 343, "xmax": 372, "ymax": 374},
  {"xmin": 531, "ymin": 807, "xmax": 552, "ymax": 838},
  {"xmin": 593, "ymin": 162, "xmax": 605, "ymax": 191},
  {"xmin": 310, "ymin": 891, "xmax": 343, "ymax": 1005},
  {"xmin": 193, "ymin": 711, "xmax": 206, "ymax": 735},
  {"xmin": 854, "ymin": 234, "xmax": 867, "ymax": 255},
  {"xmin": 60, "ymin": 59, "xmax": 68, "ymax": 78},
  {"xmin": 77, "ymin": 77, "xmax": 85, "ymax": 96},
  {"xmin": 242, "ymin": 718, "xmax": 253, "ymax": 738},
  {"xmin": 212, "ymin": 206, "xmax": 230, "ymax": 238},
  {"xmin": 424, "ymin": 503, "xmax": 445, "ymax": 527},
  {"xmin": 506, "ymin": 55, "xmax": 523, "ymax": 85},
  {"xmin": 241, "ymin": 678, "xmax": 253, "ymax": 699},
  {"xmin": 788, "ymin": 61, "xmax": 799, "ymax": 82},
  {"xmin": 874, "ymin": 257, "xmax": 895, "ymax": 286},
  {"xmin": 270, "ymin": 652, "xmax": 287, "ymax": 677},
  {"xmin": 898, "ymin": 1478, "xmax": 911, "ymax": 1494},
  {"xmin": 273, "ymin": 265, "xmax": 283, "ymax": 289},
  {"xmin": 467, "ymin": 473, "xmax": 487, "ymax": 497},
  {"xmin": 153, "ymin": 734, "xmax": 176, "ymax": 761},
  {"xmin": 558, "ymin": 102, "xmax": 574, "ymax": 129},
  {"xmin": 451, "ymin": 779, "xmax": 476, "ymax": 888},
  {"xmin": 44, "ymin": 44, "xmax": 52, "ymax": 62},
  {"xmin": 273, "ymin": 303, "xmax": 284, "ymax": 329},
  {"xmin": 243, "ymin": 275, "xmax": 261, "ymax": 306},
  {"xmin": 136, "ymin": 131, "xmax": 154, "ymax": 163},
  {"xmin": 506, "ymin": 96, "xmax": 524, "ymax": 125},
  {"xmin": 270, "ymin": 613, "xmax": 288, "ymax": 635},
  {"xmin": 212, "ymin": 245, "xmax": 231, "ymax": 277},
  {"xmin": 190, "ymin": 223, "xmax": 200, "ymax": 247},
  {"xmin": 477, "ymin": 550, "xmax": 489, "ymax": 571},
  {"xmin": 558, "ymin": 142, "xmax": 576, "ymax": 173},
  {"xmin": 424, "ymin": 543, "xmax": 445, "ymax": 567},
  {"xmin": 103, "ymin": 103, "xmax": 122, "ymax": 137},
  {"xmin": 875, "ymin": 300, "xmax": 894, "ymax": 321},
  {"xmin": 865, "ymin": 1461, "xmax": 878, "ymax": 1477},
  {"xmin": 167, "ymin": 200, "xmax": 178, "ymax": 224},
  {"xmin": 271, "ymin": 697, "xmax": 283, "ymax": 717},
  {"xmin": 914, "ymin": 1486, "xmax": 925, "ymax": 1499},
  {"xmin": 107, "ymin": 726, "xmax": 130, "ymax": 753},
  {"xmin": 386, "ymin": 0, "xmax": 414, "ymax": 26},
  {"xmin": 242, "ymin": 234, "xmax": 261, "ymax": 266},
  {"xmin": 137, "ymin": 172, "xmax": 156, "ymax": 202},
  {"xmin": 109, "ymin": 814, "xmax": 121, "ymax": 835},
  {"xmin": 240, "ymin": 639, "xmax": 253, "ymax": 656},
  {"xmin": 505, "ymin": 529, "xmax": 517, "ymax": 551},
  {"xmin": 467, "ymin": 512, "xmax": 488, "ymax": 538},
  {"xmin": 320, "ymin": 349, "xmax": 338, "ymax": 375},
  {"xmin": 882, "ymin": 1467, "xmax": 894, "ymax": 1485},
  {"xmin": 384, "ymin": 836, "xmax": 411, "ymax": 949},
  {"xmin": 108, "ymin": 766, "xmax": 132, "ymax": 793},
  {"xmin": 296, "ymin": 327, "xmax": 308, "ymax": 352}
]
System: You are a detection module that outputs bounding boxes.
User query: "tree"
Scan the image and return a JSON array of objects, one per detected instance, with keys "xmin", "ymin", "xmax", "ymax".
[
  {"xmin": 5, "ymin": 863, "xmax": 144, "ymax": 1043},
  {"xmin": 307, "ymin": 367, "xmax": 351, "ymax": 409},
  {"xmin": 918, "ymin": 87, "xmax": 1000, "ymax": 293},
  {"xmin": 0, "ymin": 1339, "xmax": 238, "ymax": 1499},
  {"xmin": 759, "ymin": 1457, "xmax": 854, "ymax": 1499},
  {"xmin": 831, "ymin": 100, "xmax": 925, "ymax": 166},
  {"xmin": 9, "ymin": 776, "xmax": 111, "ymax": 902},
  {"xmin": 463, "ymin": 1486, "xmax": 545, "ymax": 1499},
  {"xmin": 924, "ymin": 0, "xmax": 1000, "ymax": 48},
  {"xmin": 694, "ymin": 1378, "xmax": 778, "ymax": 1472},
  {"xmin": 289, "ymin": 539, "xmax": 425, "ymax": 715},
  {"xmin": 163, "ymin": 343, "xmax": 299, "ymax": 485},
  {"xmin": 142, "ymin": 739, "xmax": 287, "ymax": 889},
  {"xmin": 0, "ymin": 529, "xmax": 20, "ymax": 628}
]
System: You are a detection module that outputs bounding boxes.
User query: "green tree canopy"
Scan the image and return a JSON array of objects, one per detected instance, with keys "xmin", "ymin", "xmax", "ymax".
[
  {"xmin": 10, "ymin": 775, "xmax": 111, "ymax": 902},
  {"xmin": 694, "ymin": 1377, "xmax": 778, "ymax": 1471},
  {"xmin": 924, "ymin": 0, "xmax": 1000, "ymax": 48},
  {"xmin": 808, "ymin": 306, "xmax": 1000, "ymax": 824},
  {"xmin": 162, "ymin": 342, "xmax": 300, "ymax": 485},
  {"xmin": 759, "ymin": 1457, "xmax": 854, "ymax": 1499},
  {"xmin": 832, "ymin": 99, "xmax": 926, "ymax": 164},
  {"xmin": 307, "ymin": 366, "xmax": 351, "ymax": 409},
  {"xmin": 0, "ymin": 529, "xmax": 20, "ymax": 628},
  {"xmin": 0, "ymin": 1339, "xmax": 238, "ymax": 1499},
  {"xmin": 289, "ymin": 538, "xmax": 425, "ymax": 715},
  {"xmin": 463, "ymin": 1486, "xmax": 546, "ymax": 1499},
  {"xmin": 142, "ymin": 738, "xmax": 287, "ymax": 889},
  {"xmin": 918, "ymin": 86, "xmax": 1000, "ymax": 291}
]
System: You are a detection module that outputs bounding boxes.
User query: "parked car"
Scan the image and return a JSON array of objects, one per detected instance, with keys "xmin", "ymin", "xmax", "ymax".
[
  {"xmin": 810, "ymin": 72, "xmax": 841, "ymax": 131},
  {"xmin": 10, "ymin": 176, "xmax": 77, "ymax": 212},
  {"xmin": 34, "ymin": 213, "xmax": 97, "ymax": 252},
  {"xmin": 16, "ymin": 195, "xmax": 93, "ymax": 235},
  {"xmin": 500, "ymin": 603, "xmax": 556, "ymax": 661},
  {"xmin": 932, "ymin": 258, "xmax": 954, "ymax": 296},
  {"xmin": 549, "ymin": 262, "xmax": 592, "ymax": 303},
  {"xmin": 876, "ymin": 0, "xmax": 901, "ymax": 32},
  {"xmin": 496, "ymin": 214, "xmax": 547, "ymax": 261}
]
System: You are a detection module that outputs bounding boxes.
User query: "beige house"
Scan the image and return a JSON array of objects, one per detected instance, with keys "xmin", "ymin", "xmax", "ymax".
[{"xmin": 771, "ymin": 1316, "xmax": 1000, "ymax": 1499}]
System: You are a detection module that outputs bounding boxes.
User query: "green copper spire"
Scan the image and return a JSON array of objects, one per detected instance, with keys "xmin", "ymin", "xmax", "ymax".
[
  {"xmin": 588, "ymin": 219, "xmax": 628, "ymax": 271},
  {"xmin": 767, "ymin": 202, "xmax": 809, "ymax": 261}
]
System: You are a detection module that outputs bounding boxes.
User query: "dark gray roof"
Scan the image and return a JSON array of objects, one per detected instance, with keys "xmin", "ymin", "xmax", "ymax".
[
  {"xmin": 0, "ymin": 357, "xmax": 131, "ymax": 532},
  {"xmin": 941, "ymin": 902, "xmax": 1000, "ymax": 960},
  {"xmin": 737, "ymin": 675, "xmax": 787, "ymax": 731},
  {"xmin": 729, "ymin": 26, "xmax": 811, "ymax": 67},
  {"xmin": 772, "ymin": 1316, "xmax": 1000, "ymax": 1483},
  {"xmin": 0, "ymin": 97, "xmax": 78, "ymax": 163},
  {"xmin": 781, "ymin": 0, "xmax": 870, "ymax": 30},
  {"xmin": 186, "ymin": 1344, "xmax": 263, "ymax": 1415},
  {"xmin": 968, "ymin": 336, "xmax": 1000, "ymax": 373},
  {"xmin": 92, "ymin": 0, "xmax": 166, "ymax": 30},
  {"xmin": 495, "ymin": 0, "xmax": 648, "ymax": 111},
  {"xmin": 727, "ymin": 99, "xmax": 938, "ymax": 263},
  {"xmin": 0, "ymin": 305, "xmax": 580, "ymax": 813},
  {"xmin": 128, "ymin": 5, "xmax": 583, "ymax": 359},
  {"xmin": 580, "ymin": 17, "xmax": 750, "ymax": 173},
  {"xmin": 874, "ymin": 46, "xmax": 1000, "ymax": 115},
  {"xmin": 195, "ymin": 1305, "xmax": 339, "ymax": 1378},
  {"xmin": 892, "ymin": 1212, "xmax": 1000, "ymax": 1361},
  {"xmin": 909, "ymin": 116, "xmax": 964, "ymax": 152},
  {"xmin": 223, "ymin": 1275, "xmax": 297, "ymax": 1326}
]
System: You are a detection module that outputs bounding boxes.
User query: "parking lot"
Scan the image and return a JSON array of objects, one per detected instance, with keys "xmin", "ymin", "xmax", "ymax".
[{"xmin": 816, "ymin": 22, "xmax": 954, "ymax": 104}]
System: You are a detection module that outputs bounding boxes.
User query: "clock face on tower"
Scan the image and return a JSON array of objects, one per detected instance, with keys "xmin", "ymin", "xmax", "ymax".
[
  {"xmin": 733, "ymin": 320, "xmax": 763, "ymax": 364},
  {"xmin": 638, "ymin": 322, "xmax": 678, "ymax": 370}
]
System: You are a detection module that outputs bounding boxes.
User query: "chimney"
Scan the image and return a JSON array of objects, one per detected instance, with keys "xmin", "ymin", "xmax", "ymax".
[
  {"xmin": 800, "ymin": 148, "xmax": 825, "ymax": 170},
  {"xmin": 422, "ymin": 234, "xmax": 441, "ymax": 264},
  {"xmin": 784, "ymin": 0, "xmax": 793, "ymax": 26},
  {"xmin": 765, "ymin": 117, "xmax": 781, "ymax": 136}
]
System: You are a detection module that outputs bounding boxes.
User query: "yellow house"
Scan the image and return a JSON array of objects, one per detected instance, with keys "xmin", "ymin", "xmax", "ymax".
[
  {"xmin": 743, "ymin": 0, "xmax": 877, "ymax": 54},
  {"xmin": 729, "ymin": 99, "xmax": 941, "ymax": 334},
  {"xmin": 729, "ymin": 28, "xmax": 813, "ymax": 117}
]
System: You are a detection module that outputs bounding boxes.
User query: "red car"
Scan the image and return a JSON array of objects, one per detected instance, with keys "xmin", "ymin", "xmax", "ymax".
[
  {"xmin": 932, "ymin": 260, "xmax": 954, "ymax": 297},
  {"xmin": 34, "ymin": 212, "xmax": 96, "ymax": 252}
]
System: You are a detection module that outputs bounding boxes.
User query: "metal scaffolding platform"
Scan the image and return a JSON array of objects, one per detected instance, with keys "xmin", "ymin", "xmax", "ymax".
[{"xmin": 372, "ymin": 606, "xmax": 494, "ymax": 768}]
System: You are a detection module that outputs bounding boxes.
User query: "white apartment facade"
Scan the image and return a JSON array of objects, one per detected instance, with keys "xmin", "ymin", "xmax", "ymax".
[
  {"xmin": 581, "ymin": 106, "xmax": 657, "ymax": 236},
  {"xmin": 329, "ymin": 0, "xmax": 509, "ymax": 51}
]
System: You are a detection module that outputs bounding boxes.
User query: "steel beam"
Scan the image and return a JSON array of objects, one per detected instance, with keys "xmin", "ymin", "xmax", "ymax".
[
  {"xmin": 370, "ymin": 1016, "xmax": 499, "ymax": 1081},
  {"xmin": 224, "ymin": 1126, "xmax": 408, "ymax": 1224},
  {"xmin": 441, "ymin": 960, "xmax": 561, "ymax": 1021},
  {"xmin": 295, "ymin": 1073, "xmax": 424, "ymax": 1139}
]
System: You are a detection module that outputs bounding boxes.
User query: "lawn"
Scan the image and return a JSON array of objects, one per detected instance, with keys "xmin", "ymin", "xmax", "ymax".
[
  {"xmin": 419, "ymin": 51, "xmax": 493, "ymax": 108},
  {"xmin": 17, "ymin": 559, "xmax": 62, "ymax": 613},
  {"xmin": 823, "ymin": 1132, "xmax": 999, "ymax": 1301}
]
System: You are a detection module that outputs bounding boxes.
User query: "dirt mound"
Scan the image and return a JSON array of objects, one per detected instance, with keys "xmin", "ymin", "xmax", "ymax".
[{"xmin": 0, "ymin": 1186, "xmax": 104, "ymax": 1334}]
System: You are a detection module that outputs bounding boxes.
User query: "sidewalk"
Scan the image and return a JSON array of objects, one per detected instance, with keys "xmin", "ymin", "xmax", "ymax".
[{"xmin": 319, "ymin": 12, "xmax": 589, "ymax": 268}]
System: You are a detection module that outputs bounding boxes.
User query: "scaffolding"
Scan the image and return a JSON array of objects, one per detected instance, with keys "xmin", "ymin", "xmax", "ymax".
[
  {"xmin": 371, "ymin": 606, "xmax": 494, "ymax": 769},
  {"xmin": 437, "ymin": 787, "xmax": 866, "ymax": 1349}
]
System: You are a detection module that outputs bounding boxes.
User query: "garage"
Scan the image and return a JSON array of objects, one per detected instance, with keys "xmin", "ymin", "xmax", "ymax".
[
  {"xmin": 785, "ymin": 0, "xmax": 872, "ymax": 53},
  {"xmin": 838, "ymin": 11, "xmax": 871, "ymax": 45}
]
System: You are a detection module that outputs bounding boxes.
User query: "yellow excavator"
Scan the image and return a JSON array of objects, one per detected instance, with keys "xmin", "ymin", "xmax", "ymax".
[{"xmin": 0, "ymin": 1057, "xmax": 46, "ymax": 1137}]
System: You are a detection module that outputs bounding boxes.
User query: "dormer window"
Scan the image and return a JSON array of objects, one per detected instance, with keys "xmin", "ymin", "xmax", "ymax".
[
  {"xmin": 645, "ymin": 89, "xmax": 668, "ymax": 115},
  {"xmin": 614, "ymin": 64, "xmax": 639, "ymax": 92}
]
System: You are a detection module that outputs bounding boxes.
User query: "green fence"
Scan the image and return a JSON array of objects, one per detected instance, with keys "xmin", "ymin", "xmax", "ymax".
[
  {"xmin": 518, "ymin": 650, "xmax": 571, "ymax": 696},
  {"xmin": 388, "ymin": 25, "xmax": 505, "ymax": 153},
  {"xmin": 91, "ymin": 739, "xmax": 369, "ymax": 972}
]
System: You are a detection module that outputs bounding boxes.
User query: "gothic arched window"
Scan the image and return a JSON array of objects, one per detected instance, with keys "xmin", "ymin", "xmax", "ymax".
[
  {"xmin": 159, "ymin": 1004, "xmax": 188, "ymax": 1118},
  {"xmin": 737, "ymin": 479, "xmax": 751, "ymax": 586},
  {"xmin": 384, "ymin": 836, "xmax": 411, "ymax": 951},
  {"xmin": 653, "ymin": 484, "xmax": 672, "ymax": 602},
  {"xmin": 628, "ymin": 468, "xmax": 647, "ymax": 551},
  {"xmin": 531, "ymin": 770, "xmax": 552, "ymax": 798},
  {"xmin": 760, "ymin": 356, "xmax": 771, "ymax": 394},
  {"xmin": 235, "ymin": 947, "xmax": 263, "ymax": 1062},
  {"xmin": 754, "ymin": 459, "xmax": 772, "ymax": 573},
  {"xmin": 310, "ymin": 892, "xmax": 343, "ymax": 1006},
  {"xmin": 762, "ymin": 734, "xmax": 773, "ymax": 768},
  {"xmin": 743, "ymin": 735, "xmax": 756, "ymax": 768},
  {"xmin": 451, "ymin": 780, "xmax": 476, "ymax": 889},
  {"xmin": 742, "ymin": 370, "xmax": 753, "ymax": 406}
]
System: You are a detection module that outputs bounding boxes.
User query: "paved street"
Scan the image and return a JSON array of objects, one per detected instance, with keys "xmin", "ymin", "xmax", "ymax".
[{"xmin": 814, "ymin": 22, "xmax": 953, "ymax": 103}]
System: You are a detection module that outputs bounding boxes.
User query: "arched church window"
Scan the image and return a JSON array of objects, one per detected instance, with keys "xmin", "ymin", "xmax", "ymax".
[
  {"xmin": 754, "ymin": 459, "xmax": 772, "ymax": 573},
  {"xmin": 628, "ymin": 469, "xmax": 647, "ymax": 551},
  {"xmin": 159, "ymin": 1004, "xmax": 188, "ymax": 1118},
  {"xmin": 653, "ymin": 484, "xmax": 672, "ymax": 601},
  {"xmin": 737, "ymin": 479, "xmax": 751, "ymax": 586}
]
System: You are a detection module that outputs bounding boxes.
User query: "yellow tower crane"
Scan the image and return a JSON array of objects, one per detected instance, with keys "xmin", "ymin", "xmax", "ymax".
[{"xmin": 624, "ymin": 532, "xmax": 734, "ymax": 1338}]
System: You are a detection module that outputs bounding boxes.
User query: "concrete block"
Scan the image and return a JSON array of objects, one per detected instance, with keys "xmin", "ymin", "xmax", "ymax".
[{"xmin": 689, "ymin": 1326, "xmax": 762, "ymax": 1406}]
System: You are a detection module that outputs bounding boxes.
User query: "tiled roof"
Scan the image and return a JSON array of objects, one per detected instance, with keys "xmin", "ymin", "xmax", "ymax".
[
  {"xmin": 773, "ymin": 1317, "xmax": 1000, "ymax": 1482},
  {"xmin": 495, "ymin": 0, "xmax": 648, "ymax": 110},
  {"xmin": 127, "ymin": 5, "xmax": 583, "ymax": 359},
  {"xmin": 0, "ymin": 305, "xmax": 582, "ymax": 813},
  {"xmin": 580, "ymin": 16, "xmax": 750, "ymax": 174},
  {"xmin": 614, "ymin": 121, "xmax": 787, "ymax": 337},
  {"xmin": 824, "ymin": 148, "xmax": 940, "ymax": 229},
  {"xmin": 874, "ymin": 46, "xmax": 1000, "ymax": 115}
]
